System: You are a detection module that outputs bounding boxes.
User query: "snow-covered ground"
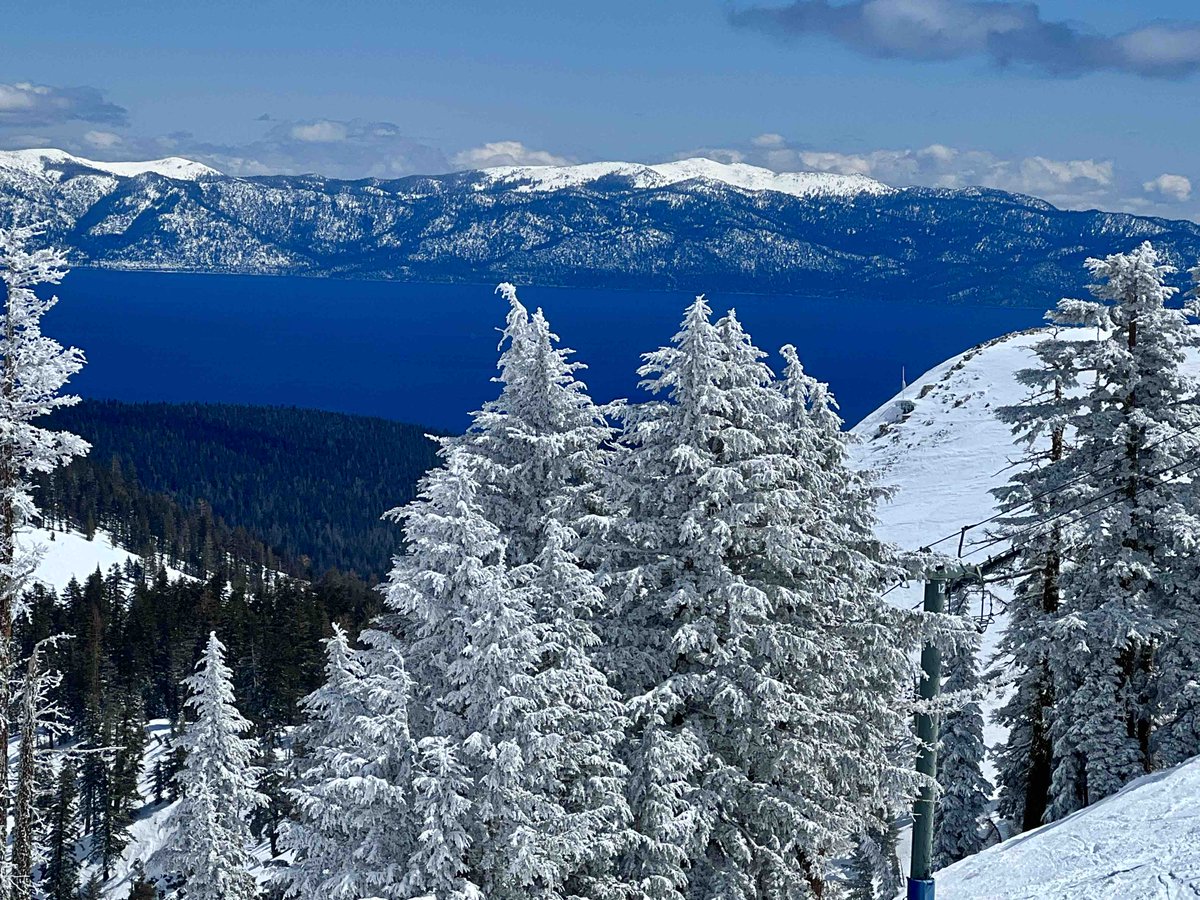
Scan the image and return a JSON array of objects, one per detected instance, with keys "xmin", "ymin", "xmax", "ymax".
[
  {"xmin": 850, "ymin": 327, "xmax": 1200, "ymax": 898},
  {"xmin": 479, "ymin": 157, "xmax": 893, "ymax": 199},
  {"xmin": 20, "ymin": 525, "xmax": 187, "ymax": 593},
  {"xmin": 24, "ymin": 526, "xmax": 148, "ymax": 592},
  {"xmin": 936, "ymin": 756, "xmax": 1200, "ymax": 899}
]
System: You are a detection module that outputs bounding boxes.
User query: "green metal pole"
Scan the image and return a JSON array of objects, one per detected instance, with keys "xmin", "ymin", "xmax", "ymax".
[{"xmin": 908, "ymin": 574, "xmax": 944, "ymax": 900}]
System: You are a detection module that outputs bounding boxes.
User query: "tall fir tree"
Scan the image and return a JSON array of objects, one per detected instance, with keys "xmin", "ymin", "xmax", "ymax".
[
  {"xmin": 0, "ymin": 225, "xmax": 87, "ymax": 900},
  {"xmin": 149, "ymin": 632, "xmax": 265, "ymax": 900},
  {"xmin": 598, "ymin": 300, "xmax": 935, "ymax": 898},
  {"xmin": 41, "ymin": 761, "xmax": 80, "ymax": 900},
  {"xmin": 373, "ymin": 286, "xmax": 629, "ymax": 898},
  {"xmin": 1045, "ymin": 243, "xmax": 1200, "ymax": 818},
  {"xmin": 276, "ymin": 625, "xmax": 417, "ymax": 900},
  {"xmin": 1154, "ymin": 257, "xmax": 1200, "ymax": 767},
  {"xmin": 990, "ymin": 324, "xmax": 1082, "ymax": 831}
]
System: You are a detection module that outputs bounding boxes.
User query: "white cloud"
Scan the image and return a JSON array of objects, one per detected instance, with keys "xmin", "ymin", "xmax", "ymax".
[
  {"xmin": 83, "ymin": 130, "xmax": 123, "ymax": 149},
  {"xmin": 289, "ymin": 120, "xmax": 348, "ymax": 143},
  {"xmin": 725, "ymin": 139, "xmax": 1115, "ymax": 209},
  {"xmin": 1143, "ymin": 173, "xmax": 1192, "ymax": 203},
  {"xmin": 732, "ymin": 0, "xmax": 1200, "ymax": 79},
  {"xmin": 0, "ymin": 81, "xmax": 127, "ymax": 127},
  {"xmin": 451, "ymin": 140, "xmax": 574, "ymax": 169},
  {"xmin": 751, "ymin": 132, "xmax": 786, "ymax": 148}
]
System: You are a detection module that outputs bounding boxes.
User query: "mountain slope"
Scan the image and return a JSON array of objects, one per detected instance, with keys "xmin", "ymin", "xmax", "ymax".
[
  {"xmin": 933, "ymin": 756, "xmax": 1200, "ymax": 899},
  {"xmin": 46, "ymin": 400, "xmax": 442, "ymax": 578},
  {"xmin": 4, "ymin": 150, "xmax": 1200, "ymax": 305},
  {"xmin": 850, "ymin": 329, "xmax": 1200, "ymax": 896}
]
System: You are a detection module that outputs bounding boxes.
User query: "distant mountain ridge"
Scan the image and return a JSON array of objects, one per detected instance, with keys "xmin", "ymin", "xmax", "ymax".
[{"xmin": 3, "ymin": 148, "xmax": 1200, "ymax": 305}]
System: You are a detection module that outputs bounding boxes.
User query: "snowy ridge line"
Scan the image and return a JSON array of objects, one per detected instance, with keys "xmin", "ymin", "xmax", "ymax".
[
  {"xmin": 477, "ymin": 157, "xmax": 895, "ymax": 199},
  {"xmin": 0, "ymin": 148, "xmax": 220, "ymax": 181}
]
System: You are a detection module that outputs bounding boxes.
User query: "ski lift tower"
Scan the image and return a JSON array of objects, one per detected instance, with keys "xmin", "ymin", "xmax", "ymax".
[{"xmin": 907, "ymin": 549, "xmax": 1016, "ymax": 900}]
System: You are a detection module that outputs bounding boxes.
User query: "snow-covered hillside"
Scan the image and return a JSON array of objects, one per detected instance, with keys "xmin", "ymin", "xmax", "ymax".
[
  {"xmin": 22, "ymin": 525, "xmax": 155, "ymax": 592},
  {"xmin": 935, "ymin": 756, "xmax": 1200, "ymax": 899},
  {"xmin": 0, "ymin": 149, "xmax": 220, "ymax": 181},
  {"xmin": 849, "ymin": 327, "xmax": 1200, "ymax": 897},
  {"xmin": 478, "ymin": 157, "xmax": 893, "ymax": 199}
]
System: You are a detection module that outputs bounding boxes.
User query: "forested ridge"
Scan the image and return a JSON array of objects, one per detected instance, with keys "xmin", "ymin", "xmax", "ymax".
[{"xmin": 44, "ymin": 400, "xmax": 442, "ymax": 580}]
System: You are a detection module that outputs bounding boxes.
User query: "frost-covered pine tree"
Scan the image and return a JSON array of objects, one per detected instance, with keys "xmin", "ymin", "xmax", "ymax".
[
  {"xmin": 776, "ymin": 340, "xmax": 949, "ymax": 885},
  {"xmin": 457, "ymin": 286, "xmax": 629, "ymax": 894},
  {"xmin": 599, "ymin": 300, "xmax": 933, "ymax": 898},
  {"xmin": 376, "ymin": 286, "xmax": 628, "ymax": 897},
  {"xmin": 381, "ymin": 448, "xmax": 609, "ymax": 899},
  {"xmin": 989, "ymin": 324, "xmax": 1083, "ymax": 830},
  {"xmin": 1154, "ymin": 258, "xmax": 1200, "ymax": 767},
  {"xmin": 933, "ymin": 591, "xmax": 992, "ymax": 869},
  {"xmin": 276, "ymin": 625, "xmax": 417, "ymax": 900},
  {"xmin": 1045, "ymin": 243, "xmax": 1200, "ymax": 818},
  {"xmin": 449, "ymin": 282, "xmax": 612, "ymax": 565},
  {"xmin": 0, "ymin": 226, "xmax": 87, "ymax": 900},
  {"xmin": 150, "ymin": 633, "xmax": 266, "ymax": 900}
]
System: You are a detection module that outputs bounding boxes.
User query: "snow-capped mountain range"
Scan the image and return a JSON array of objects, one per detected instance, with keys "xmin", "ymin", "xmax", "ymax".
[
  {"xmin": 4, "ymin": 148, "xmax": 1200, "ymax": 305},
  {"xmin": 477, "ymin": 157, "xmax": 892, "ymax": 198},
  {"xmin": 0, "ymin": 148, "xmax": 220, "ymax": 182}
]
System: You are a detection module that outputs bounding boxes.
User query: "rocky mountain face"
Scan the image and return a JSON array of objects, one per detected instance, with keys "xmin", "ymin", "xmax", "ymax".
[{"xmin": 4, "ymin": 148, "xmax": 1200, "ymax": 305}]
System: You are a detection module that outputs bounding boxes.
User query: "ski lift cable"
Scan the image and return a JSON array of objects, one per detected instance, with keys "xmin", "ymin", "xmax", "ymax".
[
  {"xmin": 883, "ymin": 449, "xmax": 1200, "ymax": 601},
  {"xmin": 915, "ymin": 414, "xmax": 1200, "ymax": 556},
  {"xmin": 960, "ymin": 452, "xmax": 1200, "ymax": 564}
]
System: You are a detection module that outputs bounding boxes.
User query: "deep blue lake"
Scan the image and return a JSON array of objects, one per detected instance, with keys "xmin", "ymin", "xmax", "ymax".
[{"xmin": 49, "ymin": 270, "xmax": 1047, "ymax": 431}]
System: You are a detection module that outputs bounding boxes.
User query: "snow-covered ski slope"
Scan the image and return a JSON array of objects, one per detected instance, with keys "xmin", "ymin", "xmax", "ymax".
[
  {"xmin": 850, "ymin": 327, "xmax": 1200, "ymax": 898},
  {"xmin": 22, "ymin": 525, "xmax": 154, "ymax": 592},
  {"xmin": 935, "ymin": 756, "xmax": 1200, "ymax": 899}
]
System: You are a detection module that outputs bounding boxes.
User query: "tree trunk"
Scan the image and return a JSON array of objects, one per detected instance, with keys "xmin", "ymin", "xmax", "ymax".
[
  {"xmin": 11, "ymin": 651, "xmax": 38, "ymax": 900},
  {"xmin": 0, "ymin": 275, "xmax": 15, "ymax": 900}
]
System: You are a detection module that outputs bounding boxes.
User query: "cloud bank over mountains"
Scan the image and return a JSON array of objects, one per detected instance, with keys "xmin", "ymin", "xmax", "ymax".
[
  {"xmin": 0, "ymin": 74, "xmax": 1194, "ymax": 220},
  {"xmin": 731, "ymin": 0, "xmax": 1200, "ymax": 79}
]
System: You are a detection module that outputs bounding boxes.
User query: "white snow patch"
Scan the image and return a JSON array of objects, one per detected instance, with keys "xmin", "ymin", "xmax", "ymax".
[
  {"xmin": 23, "ymin": 527, "xmax": 144, "ymax": 591},
  {"xmin": 933, "ymin": 755, "xmax": 1200, "ymax": 899},
  {"xmin": 478, "ymin": 157, "xmax": 893, "ymax": 199},
  {"xmin": 0, "ymin": 148, "xmax": 219, "ymax": 181},
  {"xmin": 850, "ymin": 326, "xmax": 1200, "ymax": 893}
]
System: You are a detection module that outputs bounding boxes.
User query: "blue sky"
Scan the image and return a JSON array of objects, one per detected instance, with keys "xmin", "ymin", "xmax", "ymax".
[{"xmin": 5, "ymin": 1, "xmax": 1200, "ymax": 217}]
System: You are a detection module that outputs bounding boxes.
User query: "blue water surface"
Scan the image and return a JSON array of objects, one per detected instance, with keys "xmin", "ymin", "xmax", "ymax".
[{"xmin": 48, "ymin": 270, "xmax": 1047, "ymax": 431}]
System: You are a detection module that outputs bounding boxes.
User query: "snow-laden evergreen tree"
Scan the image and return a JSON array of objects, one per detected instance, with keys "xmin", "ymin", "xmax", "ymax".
[
  {"xmin": 598, "ymin": 300, "xmax": 935, "ymax": 899},
  {"xmin": 0, "ymin": 225, "xmax": 87, "ymax": 900},
  {"xmin": 371, "ymin": 286, "xmax": 628, "ymax": 897},
  {"xmin": 989, "ymin": 324, "xmax": 1083, "ymax": 831},
  {"xmin": 449, "ymin": 282, "xmax": 612, "ymax": 566},
  {"xmin": 776, "ymin": 341, "xmax": 947, "ymax": 888},
  {"xmin": 1154, "ymin": 258, "xmax": 1200, "ymax": 767},
  {"xmin": 150, "ymin": 633, "xmax": 265, "ymax": 900},
  {"xmin": 381, "ymin": 447, "xmax": 624, "ymax": 899},
  {"xmin": 933, "ymin": 590, "xmax": 993, "ymax": 869},
  {"xmin": 1045, "ymin": 243, "xmax": 1200, "ymax": 818},
  {"xmin": 276, "ymin": 625, "xmax": 417, "ymax": 900}
]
